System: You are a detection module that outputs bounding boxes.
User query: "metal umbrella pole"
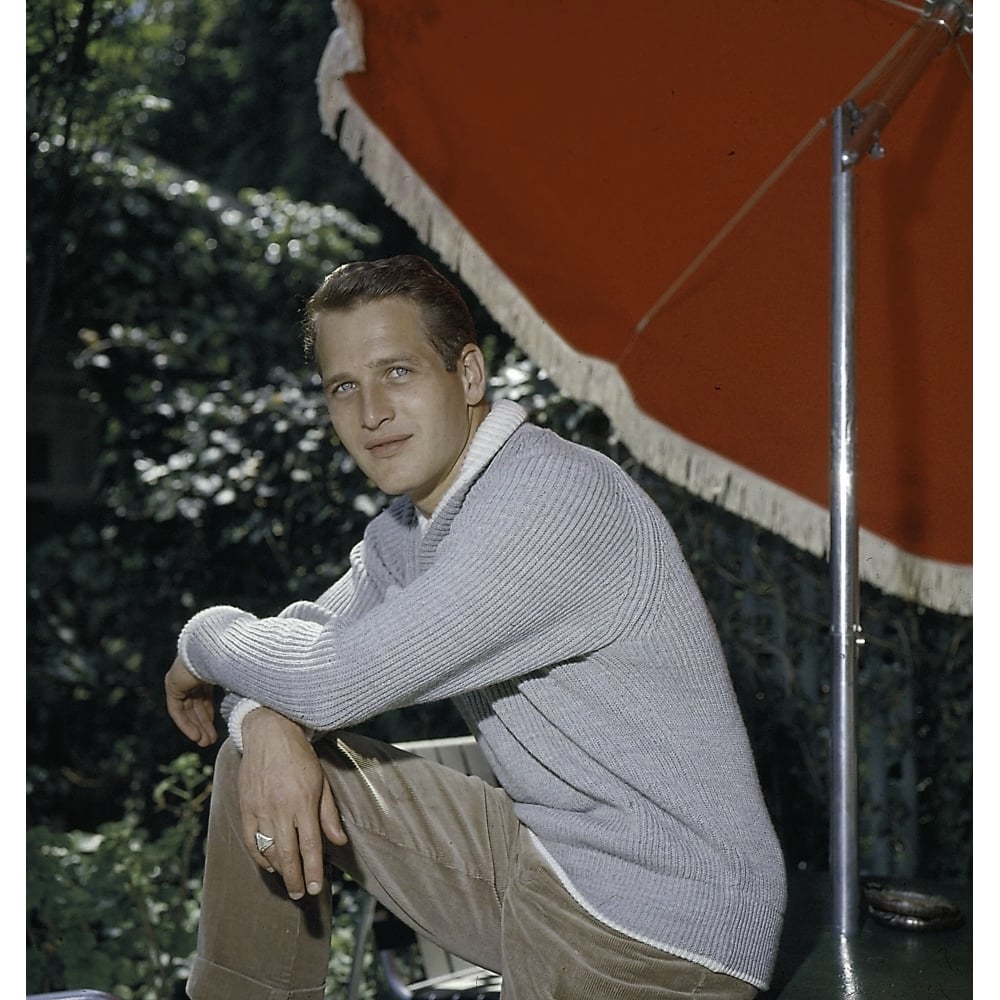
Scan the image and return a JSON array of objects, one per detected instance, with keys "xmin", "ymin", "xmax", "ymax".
[
  {"xmin": 829, "ymin": 101, "xmax": 862, "ymax": 939},
  {"xmin": 827, "ymin": 0, "xmax": 970, "ymax": 938}
]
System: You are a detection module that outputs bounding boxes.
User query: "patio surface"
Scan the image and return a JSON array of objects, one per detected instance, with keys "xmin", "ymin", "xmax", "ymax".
[{"xmin": 760, "ymin": 872, "xmax": 972, "ymax": 998}]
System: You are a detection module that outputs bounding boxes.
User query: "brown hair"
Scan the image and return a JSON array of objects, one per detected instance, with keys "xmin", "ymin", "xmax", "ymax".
[{"xmin": 303, "ymin": 255, "xmax": 477, "ymax": 371}]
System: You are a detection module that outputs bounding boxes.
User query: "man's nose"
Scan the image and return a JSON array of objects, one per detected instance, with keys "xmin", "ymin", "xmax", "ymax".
[{"xmin": 360, "ymin": 384, "xmax": 392, "ymax": 429}]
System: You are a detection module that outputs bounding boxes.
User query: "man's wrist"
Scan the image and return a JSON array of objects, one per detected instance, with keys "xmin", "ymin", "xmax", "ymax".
[
  {"xmin": 242, "ymin": 705, "xmax": 304, "ymax": 740},
  {"xmin": 229, "ymin": 699, "xmax": 265, "ymax": 752}
]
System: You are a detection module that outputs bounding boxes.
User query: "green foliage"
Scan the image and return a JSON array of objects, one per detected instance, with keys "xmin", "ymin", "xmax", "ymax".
[
  {"xmin": 27, "ymin": 0, "xmax": 178, "ymax": 155},
  {"xmin": 28, "ymin": 0, "xmax": 181, "ymax": 359},
  {"xmin": 26, "ymin": 146, "xmax": 383, "ymax": 829},
  {"xmin": 140, "ymin": 0, "xmax": 362, "ymax": 203},
  {"xmin": 27, "ymin": 0, "xmax": 386, "ymax": 371},
  {"xmin": 36, "ymin": 146, "xmax": 377, "ymax": 368},
  {"xmin": 27, "ymin": 754, "xmax": 211, "ymax": 999}
]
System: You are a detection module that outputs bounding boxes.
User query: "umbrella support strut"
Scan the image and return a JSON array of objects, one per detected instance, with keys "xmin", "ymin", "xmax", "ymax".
[{"xmin": 841, "ymin": 0, "xmax": 971, "ymax": 167}]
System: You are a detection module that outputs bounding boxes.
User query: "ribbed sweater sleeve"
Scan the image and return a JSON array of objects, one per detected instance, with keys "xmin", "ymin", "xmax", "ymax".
[
  {"xmin": 212, "ymin": 542, "xmax": 364, "ymax": 747},
  {"xmin": 178, "ymin": 425, "xmax": 641, "ymax": 732}
]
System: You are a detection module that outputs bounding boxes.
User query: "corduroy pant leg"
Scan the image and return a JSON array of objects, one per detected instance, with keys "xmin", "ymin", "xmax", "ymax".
[
  {"xmin": 186, "ymin": 738, "xmax": 334, "ymax": 1000},
  {"xmin": 317, "ymin": 731, "xmax": 519, "ymax": 974},
  {"xmin": 187, "ymin": 734, "xmax": 760, "ymax": 1000},
  {"xmin": 187, "ymin": 733, "xmax": 520, "ymax": 999},
  {"xmin": 499, "ymin": 830, "xmax": 760, "ymax": 1000}
]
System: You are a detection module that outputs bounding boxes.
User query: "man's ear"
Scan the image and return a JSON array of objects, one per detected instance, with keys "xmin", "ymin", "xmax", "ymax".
[{"xmin": 460, "ymin": 344, "xmax": 487, "ymax": 405}]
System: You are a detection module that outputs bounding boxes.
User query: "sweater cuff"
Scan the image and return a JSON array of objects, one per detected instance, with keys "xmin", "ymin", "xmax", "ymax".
[
  {"xmin": 226, "ymin": 698, "xmax": 264, "ymax": 753},
  {"xmin": 226, "ymin": 699, "xmax": 321, "ymax": 753}
]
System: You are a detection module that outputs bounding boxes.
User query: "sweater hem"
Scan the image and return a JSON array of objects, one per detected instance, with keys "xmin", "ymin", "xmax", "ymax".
[{"xmin": 527, "ymin": 831, "xmax": 773, "ymax": 991}]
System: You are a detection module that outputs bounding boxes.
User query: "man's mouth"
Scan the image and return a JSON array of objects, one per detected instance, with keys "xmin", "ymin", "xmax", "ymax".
[{"xmin": 366, "ymin": 435, "xmax": 410, "ymax": 458}]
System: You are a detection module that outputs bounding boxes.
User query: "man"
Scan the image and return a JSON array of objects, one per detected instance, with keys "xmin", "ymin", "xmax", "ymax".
[{"xmin": 166, "ymin": 254, "xmax": 786, "ymax": 999}]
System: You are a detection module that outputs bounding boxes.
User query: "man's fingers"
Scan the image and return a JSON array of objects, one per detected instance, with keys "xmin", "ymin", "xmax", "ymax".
[
  {"xmin": 243, "ymin": 816, "xmax": 311, "ymax": 898},
  {"xmin": 235, "ymin": 715, "xmax": 334, "ymax": 899},
  {"xmin": 242, "ymin": 816, "xmax": 280, "ymax": 874},
  {"xmin": 167, "ymin": 698, "xmax": 206, "ymax": 745},
  {"xmin": 319, "ymin": 779, "xmax": 348, "ymax": 847},
  {"xmin": 296, "ymin": 819, "xmax": 326, "ymax": 897},
  {"xmin": 272, "ymin": 835, "xmax": 307, "ymax": 899},
  {"xmin": 189, "ymin": 702, "xmax": 218, "ymax": 745},
  {"xmin": 164, "ymin": 669, "xmax": 217, "ymax": 747},
  {"xmin": 185, "ymin": 707, "xmax": 216, "ymax": 747}
]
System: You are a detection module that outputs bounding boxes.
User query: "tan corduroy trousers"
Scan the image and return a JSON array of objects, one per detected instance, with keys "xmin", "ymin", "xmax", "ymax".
[{"xmin": 186, "ymin": 732, "xmax": 758, "ymax": 1000}]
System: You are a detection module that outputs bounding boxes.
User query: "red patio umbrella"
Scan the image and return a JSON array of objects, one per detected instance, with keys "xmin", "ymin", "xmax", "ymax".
[
  {"xmin": 316, "ymin": 0, "xmax": 972, "ymax": 619},
  {"xmin": 314, "ymin": 0, "xmax": 973, "ymax": 937}
]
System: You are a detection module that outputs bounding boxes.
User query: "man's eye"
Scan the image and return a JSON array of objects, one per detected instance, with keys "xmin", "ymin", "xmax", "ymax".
[
  {"xmin": 388, "ymin": 367, "xmax": 411, "ymax": 379},
  {"xmin": 331, "ymin": 381, "xmax": 355, "ymax": 395}
]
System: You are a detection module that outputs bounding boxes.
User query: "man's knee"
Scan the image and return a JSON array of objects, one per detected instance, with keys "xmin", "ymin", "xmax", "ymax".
[
  {"xmin": 214, "ymin": 737, "xmax": 241, "ymax": 778},
  {"xmin": 207, "ymin": 738, "xmax": 243, "ymax": 821}
]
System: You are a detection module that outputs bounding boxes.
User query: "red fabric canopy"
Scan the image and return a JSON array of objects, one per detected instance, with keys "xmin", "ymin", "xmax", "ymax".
[{"xmin": 318, "ymin": 0, "xmax": 972, "ymax": 614}]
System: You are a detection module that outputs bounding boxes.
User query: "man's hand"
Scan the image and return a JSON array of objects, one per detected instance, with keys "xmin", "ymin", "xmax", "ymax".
[
  {"xmin": 240, "ymin": 707, "xmax": 348, "ymax": 900},
  {"xmin": 165, "ymin": 656, "xmax": 218, "ymax": 747}
]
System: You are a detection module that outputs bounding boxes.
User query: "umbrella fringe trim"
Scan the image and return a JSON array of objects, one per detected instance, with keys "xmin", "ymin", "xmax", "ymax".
[{"xmin": 317, "ymin": 9, "xmax": 971, "ymax": 618}]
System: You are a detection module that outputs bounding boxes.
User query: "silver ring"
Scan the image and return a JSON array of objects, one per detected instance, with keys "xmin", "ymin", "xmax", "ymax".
[{"xmin": 255, "ymin": 831, "xmax": 276, "ymax": 854}]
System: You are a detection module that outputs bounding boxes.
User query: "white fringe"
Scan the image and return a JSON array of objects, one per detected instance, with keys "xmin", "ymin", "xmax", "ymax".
[{"xmin": 316, "ymin": 6, "xmax": 972, "ymax": 617}]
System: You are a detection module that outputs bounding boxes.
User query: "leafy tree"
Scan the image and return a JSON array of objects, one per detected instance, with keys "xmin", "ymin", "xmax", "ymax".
[
  {"xmin": 29, "ymin": 0, "xmax": 179, "ymax": 368},
  {"xmin": 140, "ymin": 0, "xmax": 355, "ymax": 201},
  {"xmin": 26, "ymin": 0, "xmax": 372, "ymax": 823}
]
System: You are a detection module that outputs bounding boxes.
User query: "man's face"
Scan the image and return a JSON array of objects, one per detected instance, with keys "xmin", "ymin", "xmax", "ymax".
[{"xmin": 315, "ymin": 297, "xmax": 486, "ymax": 516}]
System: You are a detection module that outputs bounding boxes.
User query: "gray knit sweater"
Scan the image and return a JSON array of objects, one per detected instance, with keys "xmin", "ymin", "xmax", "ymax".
[{"xmin": 178, "ymin": 400, "xmax": 786, "ymax": 988}]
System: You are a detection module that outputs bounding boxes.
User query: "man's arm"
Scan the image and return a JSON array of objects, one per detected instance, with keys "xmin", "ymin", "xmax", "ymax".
[
  {"xmin": 173, "ymin": 449, "xmax": 642, "ymax": 732},
  {"xmin": 238, "ymin": 707, "xmax": 347, "ymax": 899},
  {"xmin": 166, "ymin": 558, "xmax": 363, "ymax": 895},
  {"xmin": 165, "ymin": 655, "xmax": 348, "ymax": 898},
  {"xmin": 192, "ymin": 553, "xmax": 363, "ymax": 750}
]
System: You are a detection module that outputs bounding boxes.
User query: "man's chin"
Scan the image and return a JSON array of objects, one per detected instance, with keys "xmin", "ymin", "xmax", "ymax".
[
  {"xmin": 360, "ymin": 465, "xmax": 433, "ymax": 508},
  {"xmin": 365, "ymin": 474, "xmax": 412, "ymax": 501}
]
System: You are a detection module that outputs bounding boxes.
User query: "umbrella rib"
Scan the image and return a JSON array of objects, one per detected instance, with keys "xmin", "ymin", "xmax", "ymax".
[
  {"xmin": 627, "ymin": 24, "xmax": 920, "ymax": 355},
  {"xmin": 876, "ymin": 0, "xmax": 924, "ymax": 15},
  {"xmin": 953, "ymin": 38, "xmax": 972, "ymax": 81},
  {"xmin": 628, "ymin": 118, "xmax": 826, "ymax": 348}
]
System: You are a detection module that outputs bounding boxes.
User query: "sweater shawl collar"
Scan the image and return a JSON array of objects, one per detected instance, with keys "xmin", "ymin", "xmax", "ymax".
[{"xmin": 419, "ymin": 398, "xmax": 527, "ymax": 545}]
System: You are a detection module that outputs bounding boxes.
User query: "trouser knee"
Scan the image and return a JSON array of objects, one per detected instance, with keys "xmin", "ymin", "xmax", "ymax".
[{"xmin": 208, "ymin": 738, "xmax": 243, "ymax": 827}]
